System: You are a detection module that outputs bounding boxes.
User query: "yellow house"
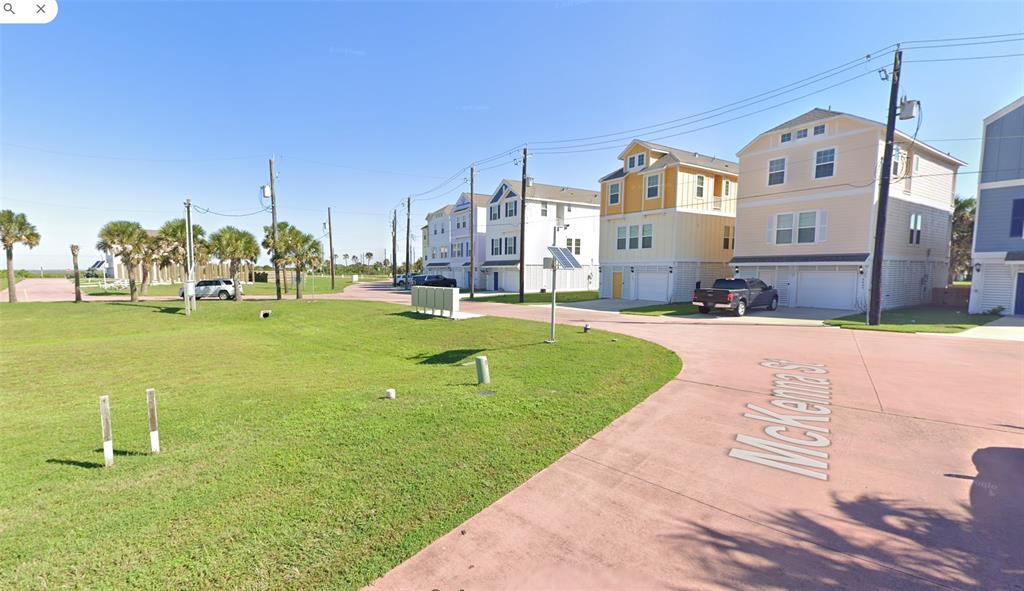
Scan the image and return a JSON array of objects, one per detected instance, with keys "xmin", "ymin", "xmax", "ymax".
[
  {"xmin": 598, "ymin": 139, "xmax": 739, "ymax": 302},
  {"xmin": 732, "ymin": 108, "xmax": 965, "ymax": 310}
]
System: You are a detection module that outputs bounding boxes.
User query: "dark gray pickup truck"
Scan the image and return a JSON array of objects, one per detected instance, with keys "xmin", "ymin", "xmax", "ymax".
[{"xmin": 692, "ymin": 278, "xmax": 779, "ymax": 316}]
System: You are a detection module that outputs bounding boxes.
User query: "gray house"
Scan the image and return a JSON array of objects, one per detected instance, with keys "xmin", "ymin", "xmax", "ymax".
[{"xmin": 969, "ymin": 96, "xmax": 1024, "ymax": 315}]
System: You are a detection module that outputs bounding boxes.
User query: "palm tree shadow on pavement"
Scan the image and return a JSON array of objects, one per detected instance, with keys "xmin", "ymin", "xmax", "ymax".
[{"xmin": 668, "ymin": 447, "xmax": 1023, "ymax": 590}]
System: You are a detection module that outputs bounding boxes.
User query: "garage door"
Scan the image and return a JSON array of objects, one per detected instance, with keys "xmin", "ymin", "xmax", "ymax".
[
  {"xmin": 796, "ymin": 270, "xmax": 857, "ymax": 309},
  {"xmin": 636, "ymin": 272, "xmax": 668, "ymax": 302}
]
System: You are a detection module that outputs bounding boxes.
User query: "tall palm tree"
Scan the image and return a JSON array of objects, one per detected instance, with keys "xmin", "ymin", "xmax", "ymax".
[
  {"xmin": 158, "ymin": 218, "xmax": 205, "ymax": 283},
  {"xmin": 342, "ymin": 254, "xmax": 350, "ymax": 266},
  {"xmin": 138, "ymin": 231, "xmax": 166, "ymax": 295},
  {"xmin": 209, "ymin": 226, "xmax": 260, "ymax": 302},
  {"xmin": 263, "ymin": 221, "xmax": 297, "ymax": 294},
  {"xmin": 283, "ymin": 227, "xmax": 322, "ymax": 300},
  {"xmin": 97, "ymin": 221, "xmax": 147, "ymax": 302},
  {"xmin": 0, "ymin": 210, "xmax": 41, "ymax": 303},
  {"xmin": 365, "ymin": 252, "xmax": 374, "ymax": 266}
]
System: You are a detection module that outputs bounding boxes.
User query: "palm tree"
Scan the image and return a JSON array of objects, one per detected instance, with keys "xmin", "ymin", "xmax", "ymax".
[
  {"xmin": 209, "ymin": 226, "xmax": 259, "ymax": 302},
  {"xmin": 97, "ymin": 221, "xmax": 147, "ymax": 302},
  {"xmin": 0, "ymin": 210, "xmax": 40, "ymax": 303},
  {"xmin": 282, "ymin": 227, "xmax": 322, "ymax": 299},
  {"xmin": 158, "ymin": 218, "xmax": 205, "ymax": 283},
  {"xmin": 365, "ymin": 252, "xmax": 374, "ymax": 266},
  {"xmin": 70, "ymin": 244, "xmax": 82, "ymax": 303},
  {"xmin": 263, "ymin": 221, "xmax": 297, "ymax": 295},
  {"xmin": 138, "ymin": 231, "xmax": 165, "ymax": 295},
  {"xmin": 342, "ymin": 254, "xmax": 350, "ymax": 267}
]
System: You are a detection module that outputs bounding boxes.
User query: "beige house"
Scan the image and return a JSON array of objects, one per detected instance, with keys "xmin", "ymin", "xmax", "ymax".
[
  {"xmin": 732, "ymin": 108, "xmax": 965, "ymax": 310},
  {"xmin": 598, "ymin": 140, "xmax": 738, "ymax": 302}
]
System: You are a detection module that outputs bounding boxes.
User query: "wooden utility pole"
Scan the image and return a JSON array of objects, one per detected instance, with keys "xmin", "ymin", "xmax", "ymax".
[
  {"xmin": 391, "ymin": 209, "xmax": 398, "ymax": 286},
  {"xmin": 71, "ymin": 244, "xmax": 82, "ymax": 303},
  {"xmin": 327, "ymin": 207, "xmax": 336, "ymax": 290},
  {"xmin": 269, "ymin": 157, "xmax": 282, "ymax": 300},
  {"xmin": 518, "ymin": 146, "xmax": 528, "ymax": 303},
  {"xmin": 469, "ymin": 165, "xmax": 476, "ymax": 298},
  {"xmin": 405, "ymin": 196, "xmax": 411, "ymax": 283},
  {"xmin": 868, "ymin": 46, "xmax": 902, "ymax": 326}
]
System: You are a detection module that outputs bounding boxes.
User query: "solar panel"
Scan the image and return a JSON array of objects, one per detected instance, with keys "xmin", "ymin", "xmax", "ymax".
[{"xmin": 547, "ymin": 246, "xmax": 582, "ymax": 269}]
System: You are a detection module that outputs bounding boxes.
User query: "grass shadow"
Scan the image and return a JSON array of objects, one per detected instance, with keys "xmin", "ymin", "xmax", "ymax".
[
  {"xmin": 410, "ymin": 348, "xmax": 486, "ymax": 365},
  {"xmin": 108, "ymin": 302, "xmax": 182, "ymax": 314},
  {"xmin": 93, "ymin": 448, "xmax": 147, "ymax": 456},
  {"xmin": 388, "ymin": 311, "xmax": 442, "ymax": 321},
  {"xmin": 47, "ymin": 458, "xmax": 103, "ymax": 469}
]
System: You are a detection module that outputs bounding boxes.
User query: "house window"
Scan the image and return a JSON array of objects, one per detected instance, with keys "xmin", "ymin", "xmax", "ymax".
[
  {"xmin": 815, "ymin": 148, "xmax": 836, "ymax": 179},
  {"xmin": 574, "ymin": 238, "xmax": 581, "ymax": 255},
  {"xmin": 798, "ymin": 211, "xmax": 817, "ymax": 243},
  {"xmin": 909, "ymin": 213, "xmax": 923, "ymax": 245},
  {"xmin": 768, "ymin": 158, "xmax": 786, "ymax": 186},
  {"xmin": 608, "ymin": 183, "xmax": 621, "ymax": 205},
  {"xmin": 891, "ymin": 146, "xmax": 902, "ymax": 177},
  {"xmin": 627, "ymin": 153, "xmax": 646, "ymax": 170},
  {"xmin": 723, "ymin": 179, "xmax": 731, "ymax": 197},
  {"xmin": 913, "ymin": 155, "xmax": 921, "ymax": 172},
  {"xmin": 796, "ymin": 128, "xmax": 808, "ymax": 139},
  {"xmin": 433, "ymin": 227, "xmax": 437, "ymax": 235},
  {"xmin": 491, "ymin": 239, "xmax": 501, "ymax": 256},
  {"xmin": 628, "ymin": 225, "xmax": 639, "ymax": 249},
  {"xmin": 781, "ymin": 132, "xmax": 791, "ymax": 143},
  {"xmin": 775, "ymin": 213, "xmax": 794, "ymax": 244},
  {"xmin": 1010, "ymin": 199, "xmax": 1024, "ymax": 238},
  {"xmin": 722, "ymin": 225, "xmax": 734, "ymax": 249},
  {"xmin": 441, "ymin": 225, "xmax": 445, "ymax": 234},
  {"xmin": 567, "ymin": 238, "xmax": 580, "ymax": 254},
  {"xmin": 696, "ymin": 175, "xmax": 705, "ymax": 198},
  {"xmin": 504, "ymin": 236, "xmax": 517, "ymax": 255},
  {"xmin": 490, "ymin": 205, "xmax": 500, "ymax": 220},
  {"xmin": 813, "ymin": 124, "xmax": 825, "ymax": 136},
  {"xmin": 440, "ymin": 246, "xmax": 448, "ymax": 258},
  {"xmin": 541, "ymin": 202, "xmax": 548, "ymax": 217},
  {"xmin": 566, "ymin": 237, "xmax": 572, "ymax": 250},
  {"xmin": 505, "ymin": 200, "xmax": 517, "ymax": 217},
  {"xmin": 616, "ymin": 226, "xmax": 627, "ymax": 250},
  {"xmin": 646, "ymin": 175, "xmax": 660, "ymax": 199},
  {"xmin": 432, "ymin": 247, "xmax": 437, "ymax": 259},
  {"xmin": 641, "ymin": 224, "xmax": 653, "ymax": 249}
]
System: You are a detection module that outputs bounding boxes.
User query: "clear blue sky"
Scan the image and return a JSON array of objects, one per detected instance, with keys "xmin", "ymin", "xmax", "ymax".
[{"xmin": 2, "ymin": 1, "xmax": 1022, "ymax": 269}]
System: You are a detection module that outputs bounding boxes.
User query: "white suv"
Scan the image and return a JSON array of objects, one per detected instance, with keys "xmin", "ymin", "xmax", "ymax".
[{"xmin": 179, "ymin": 279, "xmax": 242, "ymax": 300}]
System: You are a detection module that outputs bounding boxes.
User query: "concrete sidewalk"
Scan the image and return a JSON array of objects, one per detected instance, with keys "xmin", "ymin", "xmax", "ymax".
[
  {"xmin": 951, "ymin": 315, "xmax": 1024, "ymax": 342},
  {"xmin": 342, "ymin": 282, "xmax": 1024, "ymax": 591}
]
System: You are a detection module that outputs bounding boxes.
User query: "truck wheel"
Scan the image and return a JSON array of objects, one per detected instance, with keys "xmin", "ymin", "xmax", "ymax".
[
  {"xmin": 218, "ymin": 290, "xmax": 230, "ymax": 300},
  {"xmin": 699, "ymin": 306, "xmax": 711, "ymax": 314},
  {"xmin": 735, "ymin": 300, "xmax": 747, "ymax": 316},
  {"xmin": 768, "ymin": 296, "xmax": 778, "ymax": 311}
]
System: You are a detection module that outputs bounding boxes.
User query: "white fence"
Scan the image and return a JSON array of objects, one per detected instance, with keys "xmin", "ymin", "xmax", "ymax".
[{"xmin": 411, "ymin": 286, "xmax": 460, "ymax": 318}]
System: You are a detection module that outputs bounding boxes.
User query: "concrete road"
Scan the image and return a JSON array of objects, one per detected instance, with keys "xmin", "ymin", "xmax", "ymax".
[
  {"xmin": 0, "ymin": 278, "xmax": 76, "ymax": 302},
  {"xmin": 343, "ymin": 282, "xmax": 1024, "ymax": 591}
]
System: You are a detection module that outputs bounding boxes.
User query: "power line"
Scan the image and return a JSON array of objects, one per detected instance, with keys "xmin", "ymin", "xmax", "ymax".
[{"xmin": 903, "ymin": 52, "xmax": 1024, "ymax": 63}]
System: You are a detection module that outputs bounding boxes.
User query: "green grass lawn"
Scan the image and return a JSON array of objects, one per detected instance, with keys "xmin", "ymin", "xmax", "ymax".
[
  {"xmin": 824, "ymin": 305, "xmax": 998, "ymax": 333},
  {"xmin": 0, "ymin": 299, "xmax": 679, "ymax": 589},
  {"xmin": 621, "ymin": 302, "xmax": 700, "ymax": 317},
  {"xmin": 85, "ymin": 276, "xmax": 352, "ymax": 297},
  {"xmin": 471, "ymin": 290, "xmax": 599, "ymax": 304}
]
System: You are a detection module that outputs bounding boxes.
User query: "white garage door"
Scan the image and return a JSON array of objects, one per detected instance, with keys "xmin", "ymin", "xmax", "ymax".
[
  {"xmin": 796, "ymin": 270, "xmax": 857, "ymax": 309},
  {"xmin": 636, "ymin": 272, "xmax": 668, "ymax": 302}
]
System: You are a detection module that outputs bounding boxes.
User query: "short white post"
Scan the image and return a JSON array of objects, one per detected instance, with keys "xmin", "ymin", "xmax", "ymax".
[
  {"xmin": 147, "ymin": 388, "xmax": 160, "ymax": 453},
  {"xmin": 475, "ymin": 356, "xmax": 490, "ymax": 385},
  {"xmin": 99, "ymin": 395, "xmax": 114, "ymax": 467},
  {"xmin": 385, "ymin": 388, "xmax": 396, "ymax": 400}
]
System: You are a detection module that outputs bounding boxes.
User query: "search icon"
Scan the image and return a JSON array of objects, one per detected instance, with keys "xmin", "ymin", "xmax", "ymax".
[{"xmin": 3, "ymin": 3, "xmax": 14, "ymax": 14}]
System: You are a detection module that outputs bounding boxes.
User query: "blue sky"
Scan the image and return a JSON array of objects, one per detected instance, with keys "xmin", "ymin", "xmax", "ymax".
[{"xmin": 2, "ymin": 1, "xmax": 1022, "ymax": 269}]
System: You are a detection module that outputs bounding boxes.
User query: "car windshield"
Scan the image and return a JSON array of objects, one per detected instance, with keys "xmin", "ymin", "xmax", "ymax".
[{"xmin": 713, "ymin": 279, "xmax": 747, "ymax": 290}]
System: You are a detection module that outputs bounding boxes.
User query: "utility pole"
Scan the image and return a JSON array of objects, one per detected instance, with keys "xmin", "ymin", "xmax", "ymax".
[
  {"xmin": 405, "ymin": 196, "xmax": 411, "ymax": 285},
  {"xmin": 269, "ymin": 156, "xmax": 281, "ymax": 300},
  {"xmin": 184, "ymin": 198, "xmax": 196, "ymax": 315},
  {"xmin": 327, "ymin": 207, "xmax": 336, "ymax": 290},
  {"xmin": 518, "ymin": 146, "xmax": 528, "ymax": 303},
  {"xmin": 868, "ymin": 46, "xmax": 902, "ymax": 326},
  {"xmin": 469, "ymin": 165, "xmax": 476, "ymax": 299},
  {"xmin": 391, "ymin": 209, "xmax": 398, "ymax": 286}
]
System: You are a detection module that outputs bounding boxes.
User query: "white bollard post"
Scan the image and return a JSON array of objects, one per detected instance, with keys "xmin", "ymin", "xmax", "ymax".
[
  {"xmin": 147, "ymin": 388, "xmax": 160, "ymax": 454},
  {"xmin": 475, "ymin": 356, "xmax": 491, "ymax": 385},
  {"xmin": 385, "ymin": 388, "xmax": 396, "ymax": 400},
  {"xmin": 99, "ymin": 395, "xmax": 114, "ymax": 467}
]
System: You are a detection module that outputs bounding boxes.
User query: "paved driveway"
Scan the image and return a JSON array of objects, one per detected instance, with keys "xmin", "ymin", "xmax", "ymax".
[
  {"xmin": 952, "ymin": 315, "xmax": 1024, "ymax": 342},
  {"xmin": 0, "ymin": 278, "xmax": 75, "ymax": 302},
  {"xmin": 344, "ymin": 282, "xmax": 1023, "ymax": 591}
]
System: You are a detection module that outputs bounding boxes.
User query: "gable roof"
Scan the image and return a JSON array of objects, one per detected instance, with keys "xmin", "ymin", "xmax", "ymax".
[
  {"xmin": 453, "ymin": 192, "xmax": 491, "ymax": 211},
  {"xmin": 984, "ymin": 95, "xmax": 1024, "ymax": 124},
  {"xmin": 739, "ymin": 108, "xmax": 965, "ymax": 167},
  {"xmin": 498, "ymin": 178, "xmax": 599, "ymax": 206},
  {"xmin": 601, "ymin": 139, "xmax": 737, "ymax": 182}
]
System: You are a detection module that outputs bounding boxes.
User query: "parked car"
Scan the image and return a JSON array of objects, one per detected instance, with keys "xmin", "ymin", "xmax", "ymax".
[
  {"xmin": 179, "ymin": 279, "xmax": 242, "ymax": 300},
  {"xmin": 692, "ymin": 278, "xmax": 778, "ymax": 316},
  {"xmin": 418, "ymin": 274, "xmax": 457, "ymax": 288},
  {"xmin": 397, "ymin": 274, "xmax": 423, "ymax": 287}
]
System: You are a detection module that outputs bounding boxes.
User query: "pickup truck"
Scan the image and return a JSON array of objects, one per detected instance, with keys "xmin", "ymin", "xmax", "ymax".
[{"xmin": 692, "ymin": 278, "xmax": 778, "ymax": 316}]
